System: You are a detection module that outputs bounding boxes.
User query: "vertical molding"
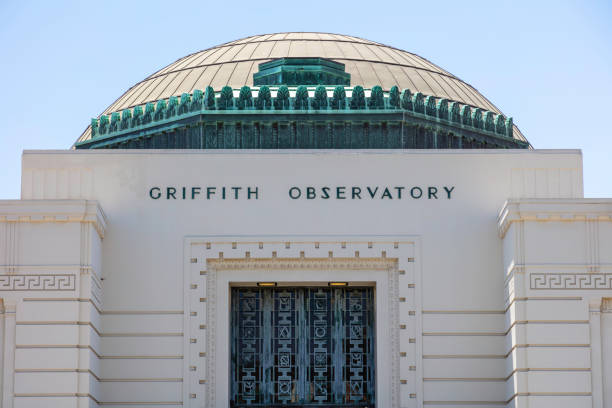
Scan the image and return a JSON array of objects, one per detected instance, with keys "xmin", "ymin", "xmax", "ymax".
[
  {"xmin": 590, "ymin": 218, "xmax": 600, "ymax": 272},
  {"xmin": 32, "ymin": 169, "xmax": 43, "ymax": 199},
  {"xmin": 205, "ymin": 267, "xmax": 217, "ymax": 408},
  {"xmin": 0, "ymin": 300, "xmax": 4, "ymax": 405},
  {"xmin": 517, "ymin": 220, "xmax": 525, "ymax": 268},
  {"xmin": 77, "ymin": 222, "xmax": 89, "ymax": 398},
  {"xmin": 507, "ymin": 220, "xmax": 528, "ymax": 408},
  {"xmin": 2, "ymin": 300, "xmax": 15, "ymax": 408},
  {"xmin": 510, "ymin": 167, "xmax": 581, "ymax": 199},
  {"xmin": 387, "ymin": 265, "xmax": 400, "ymax": 408},
  {"xmin": 516, "ymin": 219, "xmax": 528, "ymax": 405},
  {"xmin": 602, "ymin": 298, "xmax": 612, "ymax": 407},
  {"xmin": 0, "ymin": 224, "xmax": 5, "ymax": 271},
  {"xmin": 20, "ymin": 169, "xmax": 32, "ymax": 199},
  {"xmin": 13, "ymin": 222, "xmax": 18, "ymax": 275},
  {"xmin": 573, "ymin": 166, "xmax": 581, "ymax": 198},
  {"xmin": 5, "ymin": 222, "xmax": 18, "ymax": 275},
  {"xmin": 584, "ymin": 217, "xmax": 600, "ymax": 273},
  {"xmin": 44, "ymin": 168, "xmax": 57, "ymax": 199},
  {"xmin": 182, "ymin": 242, "xmax": 191, "ymax": 406},
  {"xmin": 586, "ymin": 219, "xmax": 592, "ymax": 272},
  {"xmin": 80, "ymin": 222, "xmax": 93, "ymax": 284},
  {"xmin": 414, "ymin": 237, "xmax": 424, "ymax": 408},
  {"xmin": 590, "ymin": 301, "xmax": 603, "ymax": 408}
]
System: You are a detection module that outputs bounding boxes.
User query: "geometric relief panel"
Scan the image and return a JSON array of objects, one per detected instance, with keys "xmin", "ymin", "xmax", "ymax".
[
  {"xmin": 530, "ymin": 273, "xmax": 612, "ymax": 289},
  {"xmin": 0, "ymin": 274, "xmax": 76, "ymax": 290},
  {"xmin": 230, "ymin": 287, "xmax": 375, "ymax": 407}
]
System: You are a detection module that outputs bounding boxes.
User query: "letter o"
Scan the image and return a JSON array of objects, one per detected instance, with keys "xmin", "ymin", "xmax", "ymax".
[
  {"xmin": 288, "ymin": 187, "xmax": 302, "ymax": 199},
  {"xmin": 410, "ymin": 187, "xmax": 423, "ymax": 199}
]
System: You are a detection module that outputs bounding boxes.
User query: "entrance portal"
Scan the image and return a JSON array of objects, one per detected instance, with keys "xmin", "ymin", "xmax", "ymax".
[{"xmin": 230, "ymin": 287, "xmax": 376, "ymax": 407}]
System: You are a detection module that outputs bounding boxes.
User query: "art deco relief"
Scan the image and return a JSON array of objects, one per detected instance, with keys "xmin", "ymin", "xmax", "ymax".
[
  {"xmin": 0, "ymin": 274, "xmax": 75, "ymax": 291},
  {"xmin": 530, "ymin": 273, "xmax": 612, "ymax": 289},
  {"xmin": 186, "ymin": 239, "xmax": 415, "ymax": 408}
]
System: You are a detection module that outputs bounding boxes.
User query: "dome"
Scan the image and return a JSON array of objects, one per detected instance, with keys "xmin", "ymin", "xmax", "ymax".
[{"xmin": 78, "ymin": 32, "xmax": 526, "ymax": 143}]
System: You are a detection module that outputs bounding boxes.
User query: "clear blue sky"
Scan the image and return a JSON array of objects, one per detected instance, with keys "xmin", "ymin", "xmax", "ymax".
[{"xmin": 1, "ymin": 0, "xmax": 610, "ymax": 198}]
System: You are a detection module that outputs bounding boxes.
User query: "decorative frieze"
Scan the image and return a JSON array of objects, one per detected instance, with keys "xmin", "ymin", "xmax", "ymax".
[
  {"xmin": 207, "ymin": 257, "xmax": 398, "ymax": 271},
  {"xmin": 0, "ymin": 274, "xmax": 76, "ymax": 291},
  {"xmin": 80, "ymin": 85, "xmax": 525, "ymax": 150},
  {"xmin": 530, "ymin": 273, "xmax": 612, "ymax": 290}
]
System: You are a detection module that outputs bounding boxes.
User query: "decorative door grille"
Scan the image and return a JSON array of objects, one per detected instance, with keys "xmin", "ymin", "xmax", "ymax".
[{"xmin": 230, "ymin": 287, "xmax": 376, "ymax": 407}]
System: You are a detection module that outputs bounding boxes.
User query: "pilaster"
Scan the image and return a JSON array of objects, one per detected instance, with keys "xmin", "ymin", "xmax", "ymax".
[
  {"xmin": 499, "ymin": 199, "xmax": 612, "ymax": 408},
  {"xmin": 0, "ymin": 199, "xmax": 106, "ymax": 408},
  {"xmin": 2, "ymin": 300, "xmax": 15, "ymax": 408}
]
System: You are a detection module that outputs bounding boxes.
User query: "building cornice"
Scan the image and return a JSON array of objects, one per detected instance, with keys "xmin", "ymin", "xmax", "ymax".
[
  {"xmin": 0, "ymin": 200, "xmax": 107, "ymax": 239},
  {"xmin": 497, "ymin": 199, "xmax": 612, "ymax": 238},
  {"xmin": 77, "ymin": 85, "xmax": 527, "ymax": 150}
]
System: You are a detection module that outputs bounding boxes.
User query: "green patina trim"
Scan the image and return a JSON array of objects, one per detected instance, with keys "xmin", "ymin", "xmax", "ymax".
[
  {"xmin": 253, "ymin": 58, "xmax": 351, "ymax": 86},
  {"xmin": 84, "ymin": 85, "xmax": 518, "ymax": 147}
]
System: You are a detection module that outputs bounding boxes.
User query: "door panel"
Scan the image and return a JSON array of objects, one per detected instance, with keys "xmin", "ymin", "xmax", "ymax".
[{"xmin": 230, "ymin": 287, "xmax": 376, "ymax": 407}]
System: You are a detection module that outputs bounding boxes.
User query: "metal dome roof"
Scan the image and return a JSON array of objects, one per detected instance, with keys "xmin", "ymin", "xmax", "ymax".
[{"xmin": 80, "ymin": 32, "xmax": 525, "ymax": 142}]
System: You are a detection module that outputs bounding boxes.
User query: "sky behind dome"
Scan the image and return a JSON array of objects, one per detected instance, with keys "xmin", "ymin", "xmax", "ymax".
[{"xmin": 0, "ymin": 0, "xmax": 611, "ymax": 198}]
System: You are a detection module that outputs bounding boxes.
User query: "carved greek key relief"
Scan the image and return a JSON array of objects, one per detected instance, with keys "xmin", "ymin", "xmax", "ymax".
[
  {"xmin": 531, "ymin": 273, "xmax": 612, "ymax": 289},
  {"xmin": 0, "ymin": 274, "xmax": 76, "ymax": 290}
]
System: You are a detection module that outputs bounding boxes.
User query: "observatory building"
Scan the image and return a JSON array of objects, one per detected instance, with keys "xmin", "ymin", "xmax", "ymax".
[{"xmin": 0, "ymin": 33, "xmax": 611, "ymax": 408}]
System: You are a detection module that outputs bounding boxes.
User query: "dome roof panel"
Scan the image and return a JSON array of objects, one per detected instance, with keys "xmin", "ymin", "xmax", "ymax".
[
  {"xmin": 452, "ymin": 78, "xmax": 489, "ymax": 108},
  {"xmin": 300, "ymin": 32, "xmax": 324, "ymax": 40},
  {"xmin": 170, "ymin": 52, "xmax": 200, "ymax": 72},
  {"xmin": 401, "ymin": 66, "xmax": 434, "ymax": 94},
  {"xmin": 356, "ymin": 61, "xmax": 384, "ymax": 86},
  {"xmin": 209, "ymin": 62, "xmax": 237, "ymax": 89},
  {"xmin": 184, "ymin": 48, "xmax": 217, "ymax": 69},
  {"xmin": 316, "ymin": 33, "xmax": 341, "ymax": 41},
  {"xmin": 363, "ymin": 44, "xmax": 400, "ymax": 65},
  {"xmin": 233, "ymin": 42, "xmax": 260, "ymax": 60},
  {"xmin": 147, "ymin": 71, "xmax": 180, "ymax": 101},
  {"xmin": 268, "ymin": 33, "xmax": 289, "ymax": 41},
  {"xmin": 205, "ymin": 46, "xmax": 232, "ymax": 64},
  {"xmin": 223, "ymin": 35, "xmax": 258, "ymax": 45},
  {"xmin": 419, "ymin": 70, "xmax": 449, "ymax": 99},
  {"xmin": 79, "ymin": 32, "xmax": 526, "ymax": 143},
  {"xmin": 215, "ymin": 43, "xmax": 248, "ymax": 64},
  {"xmin": 305, "ymin": 40, "xmax": 325, "ymax": 58},
  {"xmin": 430, "ymin": 73, "xmax": 461, "ymax": 101},
  {"xmin": 352, "ymin": 43, "xmax": 379, "ymax": 61},
  {"xmin": 319, "ymin": 39, "xmax": 344, "ymax": 57},
  {"xmin": 249, "ymin": 40, "xmax": 276, "ymax": 59},
  {"xmin": 268, "ymin": 40, "xmax": 291, "ymax": 59},
  {"xmin": 334, "ymin": 41, "xmax": 362, "ymax": 59},
  {"xmin": 382, "ymin": 63, "xmax": 412, "ymax": 89},
  {"xmin": 195, "ymin": 64, "xmax": 222, "ymax": 89},
  {"xmin": 391, "ymin": 48, "xmax": 430, "ymax": 70},
  {"xmin": 164, "ymin": 69, "xmax": 192, "ymax": 97},
  {"xmin": 231, "ymin": 61, "xmax": 257, "ymax": 86},
  {"xmin": 173, "ymin": 66, "xmax": 206, "ymax": 96},
  {"xmin": 121, "ymin": 77, "xmax": 159, "ymax": 109}
]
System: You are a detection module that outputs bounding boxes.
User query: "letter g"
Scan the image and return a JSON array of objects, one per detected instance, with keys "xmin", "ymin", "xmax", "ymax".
[{"xmin": 149, "ymin": 187, "xmax": 161, "ymax": 199}]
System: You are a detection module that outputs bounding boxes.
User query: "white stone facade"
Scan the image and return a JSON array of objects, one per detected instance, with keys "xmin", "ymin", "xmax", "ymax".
[{"xmin": 0, "ymin": 149, "xmax": 610, "ymax": 408}]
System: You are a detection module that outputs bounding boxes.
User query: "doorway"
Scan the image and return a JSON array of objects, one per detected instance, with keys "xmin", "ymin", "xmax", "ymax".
[{"xmin": 230, "ymin": 286, "xmax": 376, "ymax": 407}]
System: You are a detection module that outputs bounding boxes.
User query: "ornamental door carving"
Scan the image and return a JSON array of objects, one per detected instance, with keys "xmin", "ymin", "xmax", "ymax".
[{"xmin": 230, "ymin": 287, "xmax": 376, "ymax": 407}]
